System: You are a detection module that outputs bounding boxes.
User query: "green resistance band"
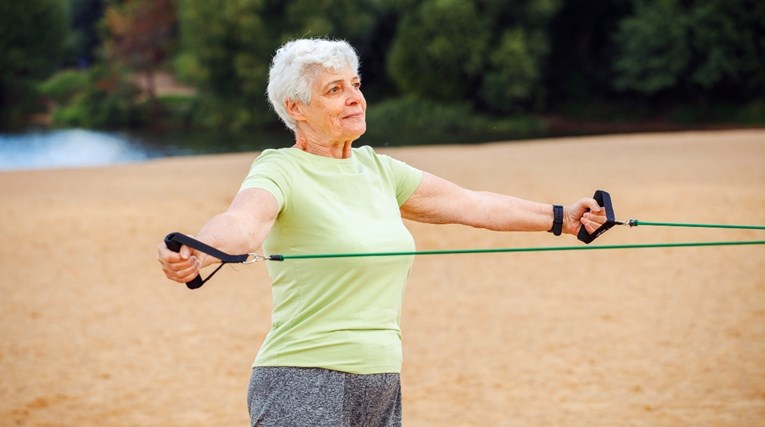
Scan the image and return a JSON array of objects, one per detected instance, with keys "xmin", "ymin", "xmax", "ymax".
[
  {"xmin": 164, "ymin": 190, "xmax": 765, "ymax": 289},
  {"xmin": 271, "ymin": 239, "xmax": 765, "ymax": 261}
]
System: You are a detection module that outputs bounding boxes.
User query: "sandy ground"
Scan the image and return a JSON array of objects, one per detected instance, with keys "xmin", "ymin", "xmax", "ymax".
[{"xmin": 1, "ymin": 129, "xmax": 764, "ymax": 427}]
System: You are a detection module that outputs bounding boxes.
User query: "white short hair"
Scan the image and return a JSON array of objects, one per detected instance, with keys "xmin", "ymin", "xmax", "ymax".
[{"xmin": 267, "ymin": 38, "xmax": 360, "ymax": 132}]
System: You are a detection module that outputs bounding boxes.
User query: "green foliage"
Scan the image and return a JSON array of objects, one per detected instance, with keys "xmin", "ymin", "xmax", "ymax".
[
  {"xmin": 481, "ymin": 28, "xmax": 543, "ymax": 111},
  {"xmin": 282, "ymin": 0, "xmax": 380, "ymax": 40},
  {"xmin": 177, "ymin": 0, "xmax": 274, "ymax": 131},
  {"xmin": 365, "ymin": 95, "xmax": 546, "ymax": 140},
  {"xmin": 667, "ymin": 100, "xmax": 765, "ymax": 125},
  {"xmin": 387, "ymin": 0, "xmax": 561, "ymax": 113},
  {"xmin": 38, "ymin": 69, "xmax": 90, "ymax": 104},
  {"xmin": 172, "ymin": 52, "xmax": 205, "ymax": 86},
  {"xmin": 387, "ymin": 0, "xmax": 489, "ymax": 100},
  {"xmin": 156, "ymin": 93, "xmax": 199, "ymax": 127},
  {"xmin": 0, "ymin": 0, "xmax": 69, "ymax": 128},
  {"xmin": 66, "ymin": 0, "xmax": 105, "ymax": 65},
  {"xmin": 612, "ymin": 0, "xmax": 765, "ymax": 100},
  {"xmin": 367, "ymin": 96, "xmax": 489, "ymax": 134},
  {"xmin": 177, "ymin": 0, "xmax": 391, "ymax": 132},
  {"xmin": 545, "ymin": 0, "xmax": 631, "ymax": 107},
  {"xmin": 737, "ymin": 100, "xmax": 765, "ymax": 125},
  {"xmin": 47, "ymin": 65, "xmax": 147, "ymax": 128},
  {"xmin": 687, "ymin": 0, "xmax": 765, "ymax": 96},
  {"xmin": 102, "ymin": 0, "xmax": 177, "ymax": 104},
  {"xmin": 45, "ymin": 68, "xmax": 198, "ymax": 128},
  {"xmin": 612, "ymin": 0, "xmax": 691, "ymax": 94},
  {"xmin": 3, "ymin": 0, "xmax": 763, "ymax": 133}
]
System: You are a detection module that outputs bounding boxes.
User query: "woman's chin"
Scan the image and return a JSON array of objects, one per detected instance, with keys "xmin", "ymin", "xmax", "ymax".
[{"xmin": 344, "ymin": 124, "xmax": 367, "ymax": 140}]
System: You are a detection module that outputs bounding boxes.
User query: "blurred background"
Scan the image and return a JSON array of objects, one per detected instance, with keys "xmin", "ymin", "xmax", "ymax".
[{"xmin": 1, "ymin": 0, "xmax": 764, "ymax": 169}]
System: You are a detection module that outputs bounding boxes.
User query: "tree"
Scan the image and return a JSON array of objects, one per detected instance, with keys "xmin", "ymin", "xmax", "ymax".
[
  {"xmin": 387, "ymin": 0, "xmax": 490, "ymax": 101},
  {"xmin": 103, "ymin": 0, "xmax": 177, "ymax": 104},
  {"xmin": 281, "ymin": 0, "xmax": 394, "ymax": 101},
  {"xmin": 611, "ymin": 0, "xmax": 691, "ymax": 95},
  {"xmin": 387, "ymin": 0, "xmax": 562, "ymax": 113},
  {"xmin": 176, "ymin": 0, "xmax": 274, "ymax": 131},
  {"xmin": 686, "ymin": 0, "xmax": 765, "ymax": 99},
  {"xmin": 177, "ymin": 0, "xmax": 392, "ymax": 131},
  {"xmin": 612, "ymin": 0, "xmax": 765, "ymax": 101},
  {"xmin": 0, "ymin": 0, "xmax": 69, "ymax": 128},
  {"xmin": 483, "ymin": 0, "xmax": 564, "ymax": 112},
  {"xmin": 67, "ymin": 0, "xmax": 106, "ymax": 67},
  {"xmin": 545, "ymin": 0, "xmax": 632, "ymax": 107}
]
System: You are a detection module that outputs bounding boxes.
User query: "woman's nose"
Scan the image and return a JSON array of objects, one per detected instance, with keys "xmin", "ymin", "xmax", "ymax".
[{"xmin": 347, "ymin": 87, "xmax": 364, "ymax": 105}]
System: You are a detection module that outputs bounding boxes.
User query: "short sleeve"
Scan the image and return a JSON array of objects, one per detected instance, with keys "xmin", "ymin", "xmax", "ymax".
[
  {"xmin": 378, "ymin": 153, "xmax": 423, "ymax": 206},
  {"xmin": 238, "ymin": 149, "xmax": 291, "ymax": 211}
]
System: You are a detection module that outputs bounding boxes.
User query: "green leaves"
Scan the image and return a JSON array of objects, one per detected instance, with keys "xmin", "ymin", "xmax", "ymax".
[
  {"xmin": 0, "ymin": 0, "xmax": 69, "ymax": 126},
  {"xmin": 612, "ymin": 0, "xmax": 690, "ymax": 94},
  {"xmin": 4, "ymin": 0, "xmax": 763, "ymax": 131},
  {"xmin": 481, "ymin": 28, "xmax": 547, "ymax": 112},
  {"xmin": 612, "ymin": 0, "xmax": 765, "ymax": 99},
  {"xmin": 387, "ymin": 0, "xmax": 488, "ymax": 100},
  {"xmin": 387, "ymin": 0, "xmax": 560, "ymax": 112}
]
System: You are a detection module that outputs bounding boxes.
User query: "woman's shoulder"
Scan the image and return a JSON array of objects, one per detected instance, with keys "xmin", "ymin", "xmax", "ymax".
[
  {"xmin": 251, "ymin": 147, "xmax": 296, "ymax": 166},
  {"xmin": 353, "ymin": 145, "xmax": 376, "ymax": 154},
  {"xmin": 244, "ymin": 148, "xmax": 300, "ymax": 181},
  {"xmin": 354, "ymin": 145, "xmax": 407, "ymax": 167},
  {"xmin": 352, "ymin": 145, "xmax": 384, "ymax": 162},
  {"xmin": 256, "ymin": 147, "xmax": 293, "ymax": 159}
]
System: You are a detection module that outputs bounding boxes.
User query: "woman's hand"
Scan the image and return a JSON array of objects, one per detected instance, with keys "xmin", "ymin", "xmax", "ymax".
[
  {"xmin": 157, "ymin": 240, "xmax": 203, "ymax": 284},
  {"xmin": 564, "ymin": 198, "xmax": 607, "ymax": 236},
  {"xmin": 157, "ymin": 188, "xmax": 279, "ymax": 285}
]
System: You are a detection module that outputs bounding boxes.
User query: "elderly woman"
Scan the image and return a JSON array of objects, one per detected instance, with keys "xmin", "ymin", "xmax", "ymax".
[{"xmin": 159, "ymin": 38, "xmax": 606, "ymax": 427}]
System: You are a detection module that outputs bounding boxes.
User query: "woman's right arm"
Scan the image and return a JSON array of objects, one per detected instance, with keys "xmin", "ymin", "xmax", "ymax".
[{"xmin": 157, "ymin": 188, "xmax": 279, "ymax": 284}]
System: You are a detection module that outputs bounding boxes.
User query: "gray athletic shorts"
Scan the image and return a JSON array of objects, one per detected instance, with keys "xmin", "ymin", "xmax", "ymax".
[{"xmin": 247, "ymin": 367, "xmax": 402, "ymax": 427}]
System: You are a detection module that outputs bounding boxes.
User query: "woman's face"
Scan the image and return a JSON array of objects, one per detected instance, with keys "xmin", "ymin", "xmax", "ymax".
[{"xmin": 295, "ymin": 67, "xmax": 367, "ymax": 143}]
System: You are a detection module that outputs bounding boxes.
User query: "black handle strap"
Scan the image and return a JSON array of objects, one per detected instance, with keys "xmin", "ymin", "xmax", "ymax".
[
  {"xmin": 577, "ymin": 190, "xmax": 616, "ymax": 244},
  {"xmin": 164, "ymin": 232, "xmax": 250, "ymax": 290}
]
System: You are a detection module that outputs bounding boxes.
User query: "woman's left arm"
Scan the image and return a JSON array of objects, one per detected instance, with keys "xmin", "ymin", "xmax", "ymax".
[{"xmin": 400, "ymin": 172, "xmax": 605, "ymax": 236}]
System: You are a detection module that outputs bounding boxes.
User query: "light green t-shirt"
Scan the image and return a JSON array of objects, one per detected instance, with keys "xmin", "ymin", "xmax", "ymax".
[{"xmin": 239, "ymin": 145, "xmax": 423, "ymax": 374}]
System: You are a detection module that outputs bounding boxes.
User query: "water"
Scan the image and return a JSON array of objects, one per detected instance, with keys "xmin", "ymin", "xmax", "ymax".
[
  {"xmin": 0, "ymin": 129, "xmax": 173, "ymax": 171},
  {"xmin": 0, "ymin": 126, "xmax": 538, "ymax": 171},
  {"xmin": 0, "ymin": 128, "xmax": 293, "ymax": 171}
]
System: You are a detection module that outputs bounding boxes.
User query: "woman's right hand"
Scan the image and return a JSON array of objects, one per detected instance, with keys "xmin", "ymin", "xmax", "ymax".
[
  {"xmin": 157, "ymin": 188, "xmax": 279, "ymax": 285},
  {"xmin": 157, "ymin": 241, "xmax": 201, "ymax": 284}
]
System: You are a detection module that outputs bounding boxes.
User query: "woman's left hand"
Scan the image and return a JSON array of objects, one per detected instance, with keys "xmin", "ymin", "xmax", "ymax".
[{"xmin": 564, "ymin": 198, "xmax": 607, "ymax": 236}]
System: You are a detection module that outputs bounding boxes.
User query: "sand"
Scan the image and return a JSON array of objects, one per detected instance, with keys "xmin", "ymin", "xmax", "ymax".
[{"xmin": 1, "ymin": 129, "xmax": 764, "ymax": 427}]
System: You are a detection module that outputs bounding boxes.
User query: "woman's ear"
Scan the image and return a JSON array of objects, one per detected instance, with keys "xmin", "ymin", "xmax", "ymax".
[{"xmin": 285, "ymin": 100, "xmax": 305, "ymax": 122}]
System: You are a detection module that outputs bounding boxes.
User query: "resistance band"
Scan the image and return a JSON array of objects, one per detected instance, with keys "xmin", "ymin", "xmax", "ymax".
[
  {"xmin": 165, "ymin": 190, "xmax": 765, "ymax": 290},
  {"xmin": 164, "ymin": 232, "xmax": 254, "ymax": 289}
]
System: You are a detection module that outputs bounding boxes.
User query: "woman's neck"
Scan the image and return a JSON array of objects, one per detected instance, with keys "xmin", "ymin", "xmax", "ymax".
[{"xmin": 293, "ymin": 135, "xmax": 353, "ymax": 159}]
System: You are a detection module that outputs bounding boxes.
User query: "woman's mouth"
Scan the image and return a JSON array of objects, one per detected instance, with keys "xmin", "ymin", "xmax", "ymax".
[{"xmin": 343, "ymin": 112, "xmax": 365, "ymax": 120}]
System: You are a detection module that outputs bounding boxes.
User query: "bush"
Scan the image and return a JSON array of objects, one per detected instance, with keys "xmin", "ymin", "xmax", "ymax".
[
  {"xmin": 668, "ymin": 100, "xmax": 765, "ymax": 125},
  {"xmin": 156, "ymin": 93, "xmax": 199, "ymax": 127},
  {"xmin": 739, "ymin": 100, "xmax": 765, "ymax": 125},
  {"xmin": 364, "ymin": 95, "xmax": 546, "ymax": 144},
  {"xmin": 38, "ymin": 69, "xmax": 90, "ymax": 104},
  {"xmin": 43, "ymin": 66, "xmax": 206, "ymax": 130},
  {"xmin": 46, "ymin": 66, "xmax": 148, "ymax": 128},
  {"xmin": 367, "ymin": 95, "xmax": 546, "ymax": 134},
  {"xmin": 172, "ymin": 52, "xmax": 206, "ymax": 86},
  {"xmin": 367, "ymin": 96, "xmax": 490, "ymax": 134}
]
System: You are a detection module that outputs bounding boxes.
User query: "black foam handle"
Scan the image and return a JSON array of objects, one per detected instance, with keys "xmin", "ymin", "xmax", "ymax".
[
  {"xmin": 577, "ymin": 190, "xmax": 616, "ymax": 244},
  {"xmin": 164, "ymin": 233, "xmax": 205, "ymax": 289}
]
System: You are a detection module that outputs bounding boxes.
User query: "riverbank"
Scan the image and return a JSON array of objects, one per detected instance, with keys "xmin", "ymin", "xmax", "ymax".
[{"xmin": 1, "ymin": 129, "xmax": 764, "ymax": 426}]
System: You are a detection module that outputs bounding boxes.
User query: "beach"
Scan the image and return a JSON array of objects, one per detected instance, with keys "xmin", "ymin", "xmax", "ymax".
[{"xmin": 1, "ymin": 129, "xmax": 764, "ymax": 426}]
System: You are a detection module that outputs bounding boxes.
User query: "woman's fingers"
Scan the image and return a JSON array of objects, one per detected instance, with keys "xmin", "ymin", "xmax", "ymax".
[{"xmin": 158, "ymin": 242, "xmax": 200, "ymax": 283}]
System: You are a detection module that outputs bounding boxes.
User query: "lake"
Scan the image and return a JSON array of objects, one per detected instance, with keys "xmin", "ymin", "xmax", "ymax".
[
  {"xmin": 0, "ymin": 126, "xmax": 542, "ymax": 171},
  {"xmin": 0, "ymin": 128, "xmax": 295, "ymax": 171}
]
